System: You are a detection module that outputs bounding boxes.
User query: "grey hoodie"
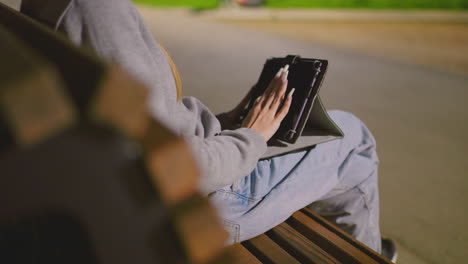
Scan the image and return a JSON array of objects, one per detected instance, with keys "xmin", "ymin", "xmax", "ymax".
[{"xmin": 21, "ymin": 0, "xmax": 267, "ymax": 194}]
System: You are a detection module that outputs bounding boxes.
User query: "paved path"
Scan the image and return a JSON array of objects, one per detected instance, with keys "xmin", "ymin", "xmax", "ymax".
[
  {"xmin": 204, "ymin": 7, "xmax": 468, "ymax": 23},
  {"xmin": 138, "ymin": 6, "xmax": 468, "ymax": 264},
  {"xmin": 221, "ymin": 21, "xmax": 468, "ymax": 75}
]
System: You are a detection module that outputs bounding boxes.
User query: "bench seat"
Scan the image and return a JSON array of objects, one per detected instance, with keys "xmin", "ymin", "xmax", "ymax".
[{"xmin": 230, "ymin": 208, "xmax": 393, "ymax": 264}]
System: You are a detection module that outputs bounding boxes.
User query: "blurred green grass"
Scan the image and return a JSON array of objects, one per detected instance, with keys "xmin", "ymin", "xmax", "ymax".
[{"xmin": 133, "ymin": 0, "xmax": 468, "ymax": 10}]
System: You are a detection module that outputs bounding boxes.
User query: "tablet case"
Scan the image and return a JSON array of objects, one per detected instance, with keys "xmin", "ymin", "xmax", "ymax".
[
  {"xmin": 246, "ymin": 55, "xmax": 344, "ymax": 159},
  {"xmin": 262, "ymin": 96, "xmax": 344, "ymax": 159}
]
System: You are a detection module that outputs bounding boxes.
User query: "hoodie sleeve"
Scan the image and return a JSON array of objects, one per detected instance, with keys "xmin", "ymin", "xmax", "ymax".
[
  {"xmin": 53, "ymin": 0, "xmax": 267, "ymax": 194},
  {"xmin": 187, "ymin": 128, "xmax": 266, "ymax": 194},
  {"xmin": 179, "ymin": 96, "xmax": 267, "ymax": 194}
]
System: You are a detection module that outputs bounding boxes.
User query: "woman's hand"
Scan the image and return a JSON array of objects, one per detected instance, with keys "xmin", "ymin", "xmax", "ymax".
[
  {"xmin": 223, "ymin": 86, "xmax": 254, "ymax": 128},
  {"xmin": 242, "ymin": 65, "xmax": 295, "ymax": 142}
]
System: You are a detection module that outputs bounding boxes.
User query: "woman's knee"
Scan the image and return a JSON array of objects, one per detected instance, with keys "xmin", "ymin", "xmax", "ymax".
[{"xmin": 327, "ymin": 110, "xmax": 377, "ymax": 151}]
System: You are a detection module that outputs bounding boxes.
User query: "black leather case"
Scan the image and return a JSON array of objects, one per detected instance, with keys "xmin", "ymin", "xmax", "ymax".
[{"xmin": 247, "ymin": 55, "xmax": 329, "ymax": 144}]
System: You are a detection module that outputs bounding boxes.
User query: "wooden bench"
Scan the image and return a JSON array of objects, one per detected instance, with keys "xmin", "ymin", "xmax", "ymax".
[
  {"xmin": 0, "ymin": 3, "xmax": 229, "ymax": 263},
  {"xmin": 0, "ymin": 3, "xmax": 393, "ymax": 263},
  {"xmin": 230, "ymin": 208, "xmax": 393, "ymax": 263}
]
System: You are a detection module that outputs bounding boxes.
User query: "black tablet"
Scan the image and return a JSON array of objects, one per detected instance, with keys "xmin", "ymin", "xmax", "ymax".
[{"xmin": 246, "ymin": 55, "xmax": 328, "ymax": 144}]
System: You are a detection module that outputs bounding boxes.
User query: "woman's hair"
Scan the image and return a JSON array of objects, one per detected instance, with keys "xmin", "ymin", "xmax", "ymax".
[{"xmin": 158, "ymin": 43, "xmax": 183, "ymax": 101}]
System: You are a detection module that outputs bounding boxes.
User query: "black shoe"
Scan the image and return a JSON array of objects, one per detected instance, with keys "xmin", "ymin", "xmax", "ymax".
[{"xmin": 381, "ymin": 238, "xmax": 398, "ymax": 263}]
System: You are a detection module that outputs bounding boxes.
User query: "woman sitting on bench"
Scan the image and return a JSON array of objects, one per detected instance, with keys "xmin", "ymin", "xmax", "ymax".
[{"xmin": 23, "ymin": 0, "xmax": 394, "ymax": 259}]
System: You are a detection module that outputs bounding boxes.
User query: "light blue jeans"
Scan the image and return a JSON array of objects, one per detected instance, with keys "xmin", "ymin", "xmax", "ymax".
[{"xmin": 209, "ymin": 110, "xmax": 382, "ymax": 253}]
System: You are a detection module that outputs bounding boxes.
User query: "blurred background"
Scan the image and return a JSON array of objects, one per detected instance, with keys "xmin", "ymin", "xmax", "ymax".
[
  {"xmin": 2, "ymin": 0, "xmax": 467, "ymax": 263},
  {"xmin": 133, "ymin": 0, "xmax": 468, "ymax": 10}
]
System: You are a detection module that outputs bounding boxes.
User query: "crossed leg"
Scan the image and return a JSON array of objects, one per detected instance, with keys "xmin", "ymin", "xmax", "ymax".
[{"xmin": 209, "ymin": 110, "xmax": 382, "ymax": 253}]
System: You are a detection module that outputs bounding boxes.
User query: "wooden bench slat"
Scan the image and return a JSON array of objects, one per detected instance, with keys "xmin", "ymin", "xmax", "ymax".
[
  {"xmin": 267, "ymin": 222, "xmax": 341, "ymax": 264},
  {"xmin": 0, "ymin": 2, "xmax": 105, "ymax": 113},
  {"xmin": 288, "ymin": 211, "xmax": 380, "ymax": 264},
  {"xmin": 174, "ymin": 196, "xmax": 228, "ymax": 264},
  {"xmin": 1, "ymin": 2, "xmax": 152, "ymax": 142},
  {"xmin": 0, "ymin": 25, "xmax": 76, "ymax": 148},
  {"xmin": 242, "ymin": 234, "xmax": 301, "ymax": 264},
  {"xmin": 301, "ymin": 208, "xmax": 393, "ymax": 264},
  {"xmin": 144, "ymin": 122, "xmax": 199, "ymax": 206},
  {"xmin": 89, "ymin": 64, "xmax": 149, "ymax": 141},
  {"xmin": 229, "ymin": 244, "xmax": 262, "ymax": 264},
  {"xmin": 205, "ymin": 254, "xmax": 238, "ymax": 264}
]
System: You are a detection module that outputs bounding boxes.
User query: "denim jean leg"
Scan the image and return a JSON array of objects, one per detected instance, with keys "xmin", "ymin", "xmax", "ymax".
[
  {"xmin": 209, "ymin": 110, "xmax": 382, "ymax": 252},
  {"xmin": 308, "ymin": 166, "xmax": 382, "ymax": 253},
  {"xmin": 308, "ymin": 110, "xmax": 381, "ymax": 253}
]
